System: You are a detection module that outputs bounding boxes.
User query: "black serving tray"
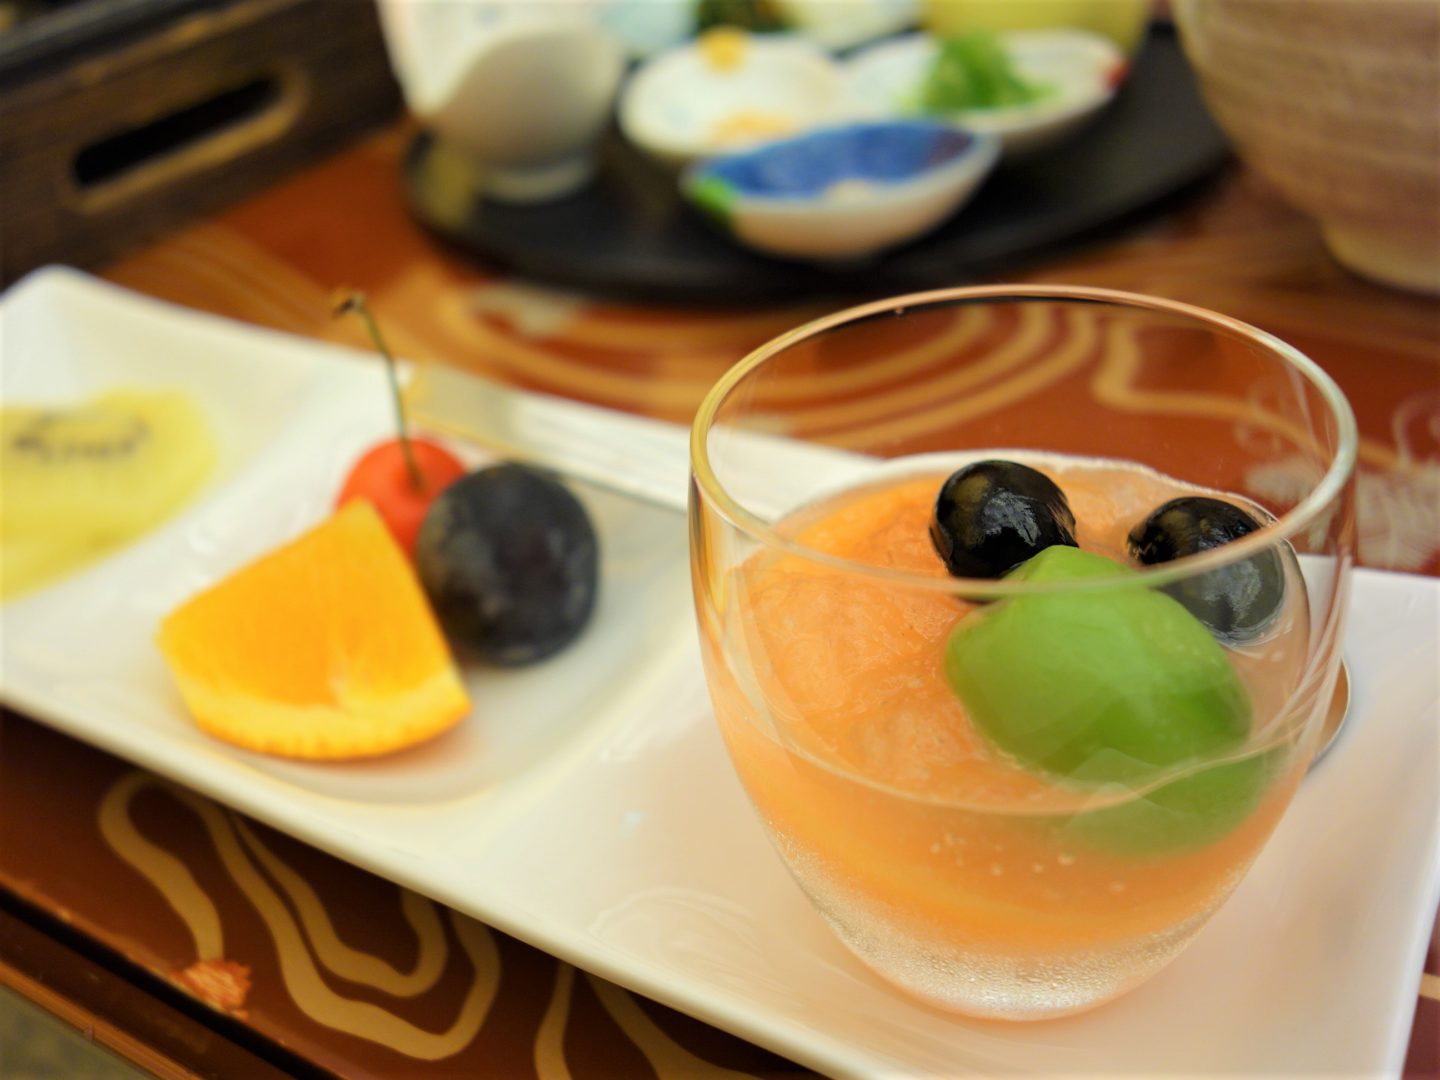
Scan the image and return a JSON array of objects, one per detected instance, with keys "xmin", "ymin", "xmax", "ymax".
[{"xmin": 401, "ymin": 23, "xmax": 1228, "ymax": 304}]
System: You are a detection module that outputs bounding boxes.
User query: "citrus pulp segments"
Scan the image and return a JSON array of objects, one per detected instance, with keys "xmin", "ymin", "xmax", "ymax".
[{"xmin": 157, "ymin": 501, "xmax": 470, "ymax": 759}]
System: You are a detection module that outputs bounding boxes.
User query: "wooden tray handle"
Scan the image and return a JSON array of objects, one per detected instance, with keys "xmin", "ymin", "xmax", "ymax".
[{"xmin": 71, "ymin": 63, "xmax": 307, "ymax": 213}]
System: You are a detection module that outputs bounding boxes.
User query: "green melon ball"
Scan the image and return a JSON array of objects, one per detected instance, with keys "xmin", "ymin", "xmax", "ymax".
[
  {"xmin": 946, "ymin": 546, "xmax": 1252, "ymax": 780},
  {"xmin": 1048, "ymin": 751, "xmax": 1279, "ymax": 857},
  {"xmin": 945, "ymin": 546, "xmax": 1269, "ymax": 853}
]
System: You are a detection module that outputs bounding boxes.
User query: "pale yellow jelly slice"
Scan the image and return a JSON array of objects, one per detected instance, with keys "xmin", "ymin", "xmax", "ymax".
[{"xmin": 1, "ymin": 390, "xmax": 217, "ymax": 600}]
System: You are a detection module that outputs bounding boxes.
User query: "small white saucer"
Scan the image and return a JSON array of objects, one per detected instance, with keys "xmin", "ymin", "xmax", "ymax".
[{"xmin": 845, "ymin": 28, "xmax": 1128, "ymax": 156}]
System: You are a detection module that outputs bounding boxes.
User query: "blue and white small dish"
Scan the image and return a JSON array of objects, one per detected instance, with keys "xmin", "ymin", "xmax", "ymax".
[{"xmin": 681, "ymin": 120, "xmax": 1000, "ymax": 261}]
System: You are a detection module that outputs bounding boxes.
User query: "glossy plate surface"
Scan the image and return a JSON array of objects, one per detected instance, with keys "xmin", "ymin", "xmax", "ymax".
[{"xmin": 2, "ymin": 268, "xmax": 1436, "ymax": 1078}]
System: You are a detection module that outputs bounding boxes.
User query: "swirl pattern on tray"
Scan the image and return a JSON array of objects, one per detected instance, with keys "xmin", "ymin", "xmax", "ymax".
[{"xmin": 92, "ymin": 768, "xmax": 796, "ymax": 1075}]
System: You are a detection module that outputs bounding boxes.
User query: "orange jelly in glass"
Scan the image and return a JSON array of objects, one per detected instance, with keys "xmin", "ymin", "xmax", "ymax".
[
  {"xmin": 689, "ymin": 286, "xmax": 1355, "ymax": 1020},
  {"xmin": 700, "ymin": 457, "xmax": 1316, "ymax": 1017}
]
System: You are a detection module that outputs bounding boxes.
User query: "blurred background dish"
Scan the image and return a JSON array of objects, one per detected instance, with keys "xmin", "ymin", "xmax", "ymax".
[
  {"xmin": 681, "ymin": 120, "xmax": 1000, "ymax": 259},
  {"xmin": 1174, "ymin": 0, "xmax": 1440, "ymax": 294},
  {"xmin": 401, "ymin": 20, "xmax": 1230, "ymax": 301},
  {"xmin": 601, "ymin": 0, "xmax": 698, "ymax": 58},
  {"xmin": 599, "ymin": 0, "xmax": 923, "ymax": 57},
  {"xmin": 922, "ymin": 0, "xmax": 1150, "ymax": 55},
  {"xmin": 619, "ymin": 29, "xmax": 845, "ymax": 167},
  {"xmin": 843, "ymin": 28, "xmax": 1128, "ymax": 157},
  {"xmin": 772, "ymin": 0, "xmax": 921, "ymax": 51},
  {"xmin": 376, "ymin": 0, "xmax": 625, "ymax": 202}
]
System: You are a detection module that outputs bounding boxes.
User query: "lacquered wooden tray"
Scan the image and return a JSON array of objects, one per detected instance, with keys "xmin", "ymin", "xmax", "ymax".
[{"xmin": 401, "ymin": 25, "xmax": 1229, "ymax": 303}]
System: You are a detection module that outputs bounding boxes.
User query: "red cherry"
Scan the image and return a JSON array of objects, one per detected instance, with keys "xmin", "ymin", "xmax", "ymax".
[
  {"xmin": 337, "ymin": 437, "xmax": 465, "ymax": 555},
  {"xmin": 331, "ymin": 291, "xmax": 467, "ymax": 556}
]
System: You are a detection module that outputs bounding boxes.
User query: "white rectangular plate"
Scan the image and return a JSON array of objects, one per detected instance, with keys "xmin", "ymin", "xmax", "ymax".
[{"xmin": 2, "ymin": 268, "xmax": 1437, "ymax": 1078}]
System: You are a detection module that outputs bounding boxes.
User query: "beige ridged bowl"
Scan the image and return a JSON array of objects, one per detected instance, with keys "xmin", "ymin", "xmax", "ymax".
[{"xmin": 1174, "ymin": 0, "xmax": 1440, "ymax": 294}]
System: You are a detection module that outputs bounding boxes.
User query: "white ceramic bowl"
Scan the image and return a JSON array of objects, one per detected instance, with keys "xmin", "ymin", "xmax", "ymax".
[
  {"xmin": 778, "ymin": 0, "xmax": 922, "ymax": 51},
  {"xmin": 377, "ymin": 0, "xmax": 625, "ymax": 202},
  {"xmin": 619, "ymin": 31, "xmax": 848, "ymax": 167},
  {"xmin": 1175, "ymin": 0, "xmax": 1440, "ymax": 294},
  {"xmin": 681, "ymin": 120, "xmax": 1001, "ymax": 260},
  {"xmin": 843, "ymin": 28, "xmax": 1126, "ymax": 156}
]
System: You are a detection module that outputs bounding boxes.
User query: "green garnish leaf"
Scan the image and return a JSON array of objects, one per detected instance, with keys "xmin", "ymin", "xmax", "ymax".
[
  {"xmin": 921, "ymin": 31, "xmax": 1051, "ymax": 112},
  {"xmin": 687, "ymin": 175, "xmax": 739, "ymax": 227}
]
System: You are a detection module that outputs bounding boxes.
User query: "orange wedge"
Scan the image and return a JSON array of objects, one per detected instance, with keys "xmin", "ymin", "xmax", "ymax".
[{"xmin": 157, "ymin": 501, "xmax": 470, "ymax": 759}]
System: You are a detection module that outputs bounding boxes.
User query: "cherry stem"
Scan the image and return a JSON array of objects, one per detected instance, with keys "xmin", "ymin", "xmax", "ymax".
[{"xmin": 333, "ymin": 291, "xmax": 425, "ymax": 493}]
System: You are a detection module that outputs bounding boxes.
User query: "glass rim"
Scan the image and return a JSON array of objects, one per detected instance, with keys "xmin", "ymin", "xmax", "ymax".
[{"xmin": 689, "ymin": 283, "xmax": 1359, "ymax": 598}]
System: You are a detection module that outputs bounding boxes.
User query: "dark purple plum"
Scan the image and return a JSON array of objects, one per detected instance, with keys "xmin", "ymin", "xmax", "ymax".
[{"xmin": 415, "ymin": 463, "xmax": 598, "ymax": 666}]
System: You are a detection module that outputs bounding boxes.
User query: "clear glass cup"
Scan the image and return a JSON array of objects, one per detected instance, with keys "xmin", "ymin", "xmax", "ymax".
[{"xmin": 688, "ymin": 286, "xmax": 1356, "ymax": 1020}]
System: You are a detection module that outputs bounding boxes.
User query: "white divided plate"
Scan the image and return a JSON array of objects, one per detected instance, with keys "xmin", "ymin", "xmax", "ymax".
[{"xmin": 2, "ymin": 268, "xmax": 1437, "ymax": 1078}]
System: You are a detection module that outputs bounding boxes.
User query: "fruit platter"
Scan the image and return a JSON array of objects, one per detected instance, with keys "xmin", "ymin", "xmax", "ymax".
[
  {"xmin": 1, "ymin": 268, "xmax": 1437, "ymax": 1077},
  {"xmin": 1, "ymin": 269, "xmax": 693, "ymax": 805}
]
